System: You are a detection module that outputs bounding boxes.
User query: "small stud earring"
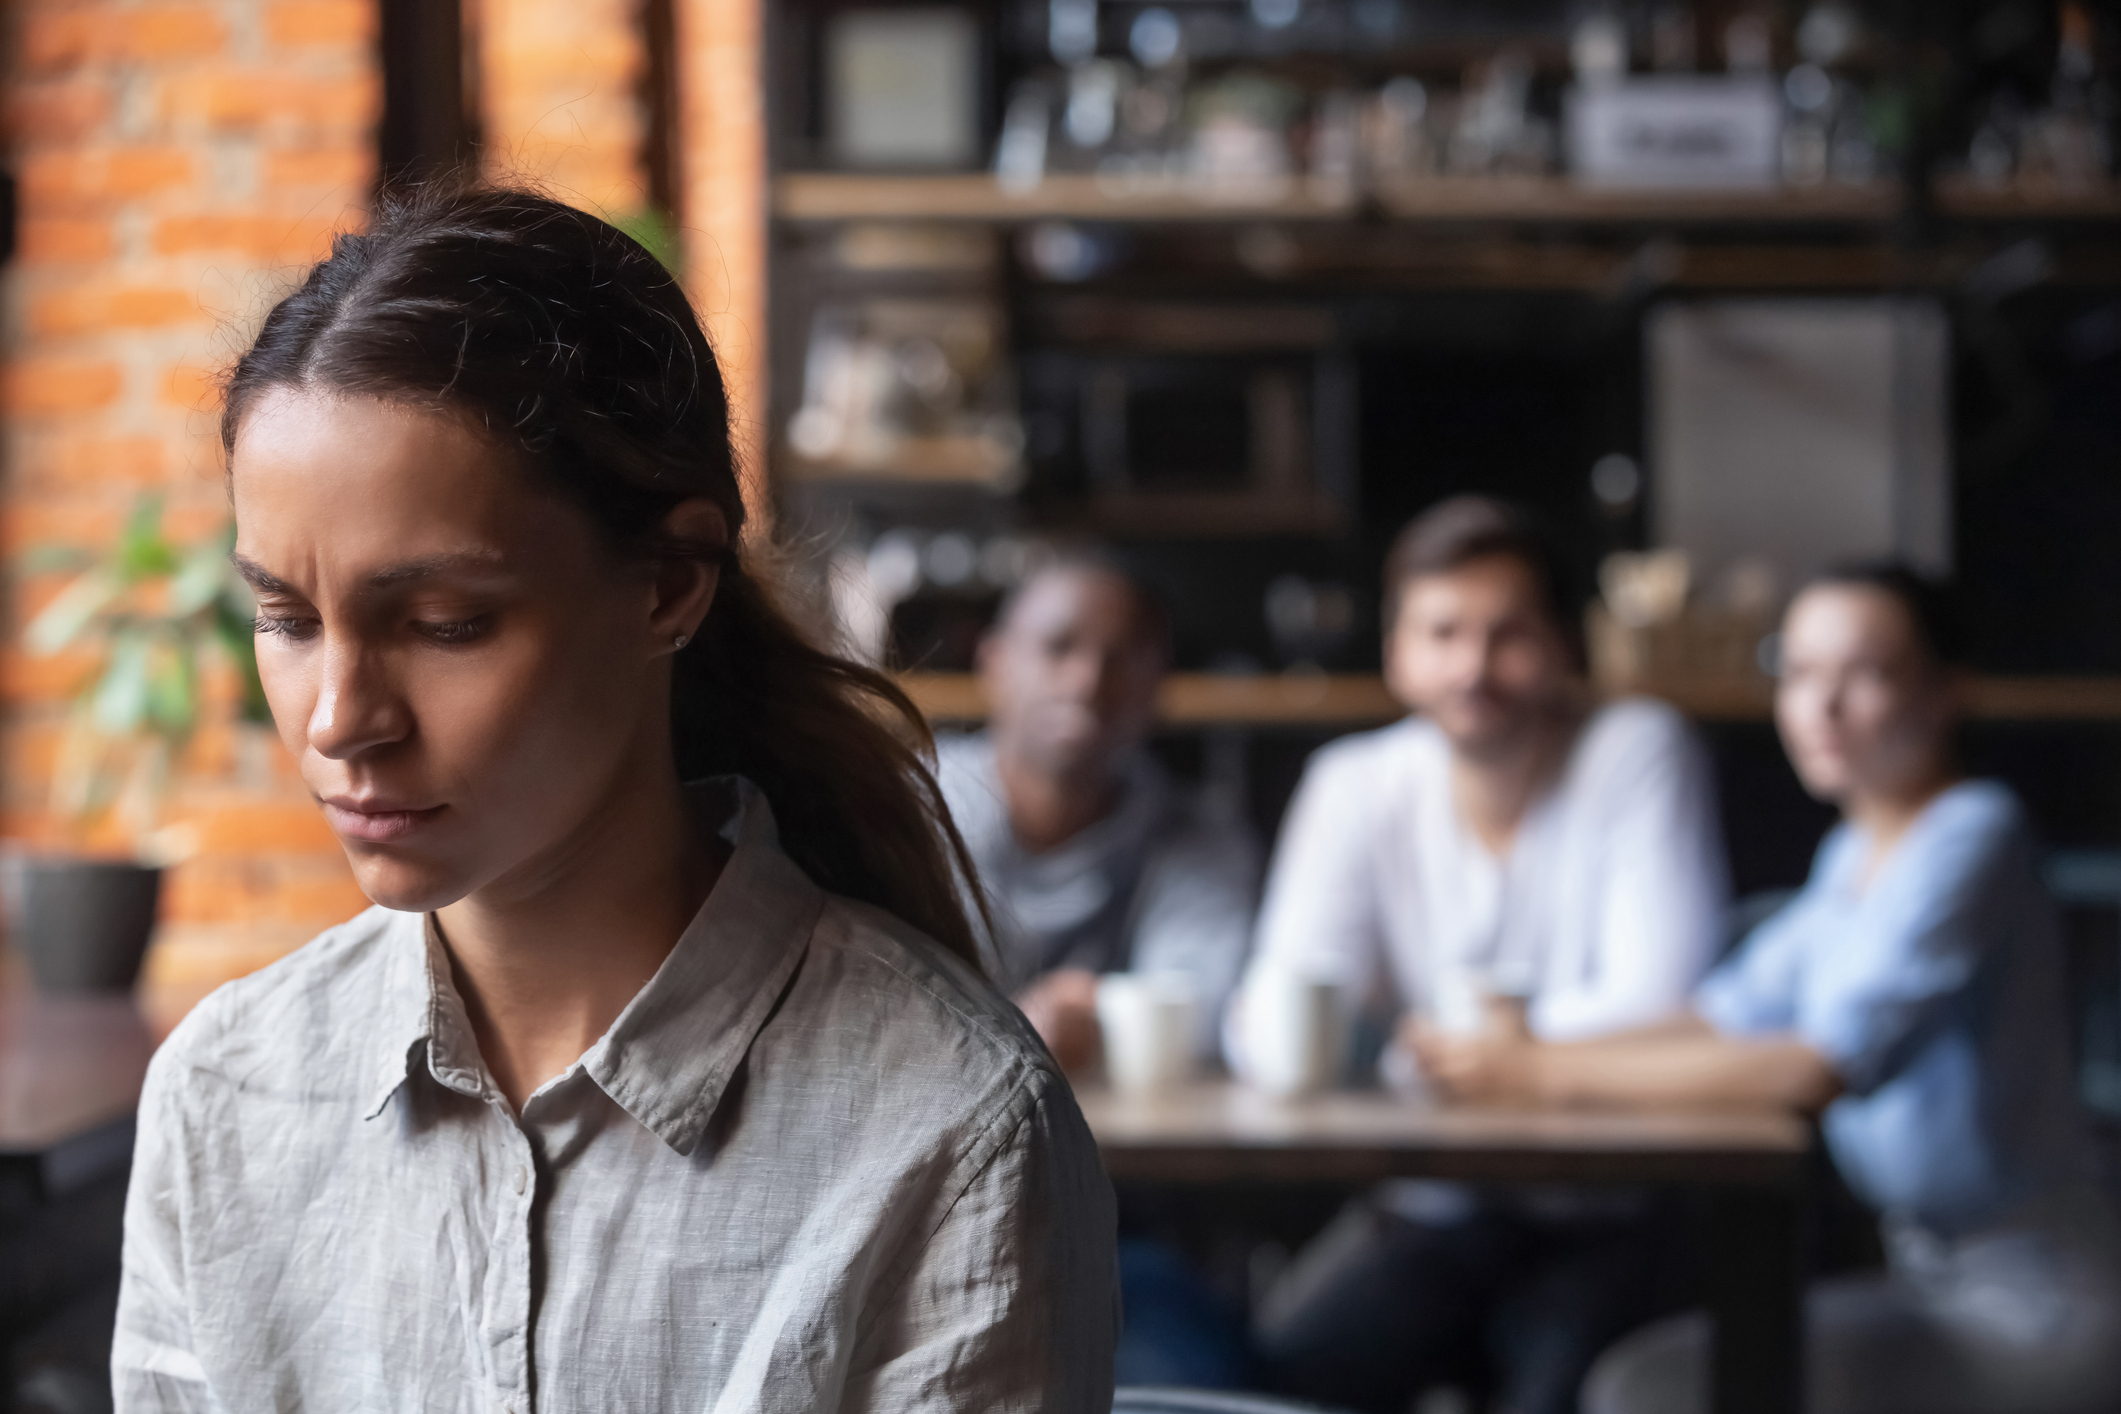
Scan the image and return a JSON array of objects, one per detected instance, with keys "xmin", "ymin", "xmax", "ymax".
[{"xmin": 673, "ymin": 634, "xmax": 689, "ymax": 649}]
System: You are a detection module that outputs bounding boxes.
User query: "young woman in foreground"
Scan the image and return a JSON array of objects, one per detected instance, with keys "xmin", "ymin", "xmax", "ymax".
[
  {"xmin": 112, "ymin": 188, "xmax": 1116, "ymax": 1412},
  {"xmin": 1417, "ymin": 566, "xmax": 2121, "ymax": 1414}
]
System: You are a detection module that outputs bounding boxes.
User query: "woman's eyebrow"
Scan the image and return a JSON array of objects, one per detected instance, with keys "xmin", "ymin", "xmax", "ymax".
[
  {"xmin": 362, "ymin": 550, "xmax": 508, "ymax": 589},
  {"xmin": 227, "ymin": 550, "xmax": 508, "ymax": 595},
  {"xmin": 230, "ymin": 553, "xmax": 295, "ymax": 595}
]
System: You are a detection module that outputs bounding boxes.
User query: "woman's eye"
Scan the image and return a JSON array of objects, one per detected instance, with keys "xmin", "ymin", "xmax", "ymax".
[
  {"xmin": 415, "ymin": 617, "xmax": 491, "ymax": 645},
  {"xmin": 254, "ymin": 613, "xmax": 320, "ymax": 642}
]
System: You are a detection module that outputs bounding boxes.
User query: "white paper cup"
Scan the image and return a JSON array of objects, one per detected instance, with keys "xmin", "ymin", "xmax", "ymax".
[
  {"xmin": 1243, "ymin": 966, "xmax": 1343, "ymax": 1098},
  {"xmin": 1427, "ymin": 967, "xmax": 1490, "ymax": 1037},
  {"xmin": 1096, "ymin": 974, "xmax": 1198, "ymax": 1094}
]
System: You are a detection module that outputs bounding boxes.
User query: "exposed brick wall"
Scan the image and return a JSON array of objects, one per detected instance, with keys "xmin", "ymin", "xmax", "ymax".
[
  {"xmin": 470, "ymin": 0, "xmax": 649, "ymax": 216},
  {"xmin": 2, "ymin": 0, "xmax": 768, "ymax": 1003},
  {"xmin": 676, "ymin": 0, "xmax": 765, "ymax": 508},
  {"xmin": 1, "ymin": 0, "xmax": 379, "ymax": 1000}
]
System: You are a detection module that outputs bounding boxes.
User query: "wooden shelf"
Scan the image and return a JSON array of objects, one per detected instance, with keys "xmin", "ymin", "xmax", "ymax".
[
  {"xmin": 776, "ymin": 173, "xmax": 1359, "ymax": 224},
  {"xmin": 1932, "ymin": 175, "xmax": 2121, "ymax": 220},
  {"xmin": 776, "ymin": 172, "xmax": 1906, "ymax": 227},
  {"xmin": 900, "ymin": 672, "xmax": 2121, "ymax": 729},
  {"xmin": 1372, "ymin": 176, "xmax": 1901, "ymax": 224}
]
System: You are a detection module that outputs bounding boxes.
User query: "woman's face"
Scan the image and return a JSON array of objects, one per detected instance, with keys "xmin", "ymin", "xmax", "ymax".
[
  {"xmin": 231, "ymin": 389, "xmax": 713, "ymax": 913},
  {"xmin": 1775, "ymin": 583, "xmax": 1952, "ymax": 807}
]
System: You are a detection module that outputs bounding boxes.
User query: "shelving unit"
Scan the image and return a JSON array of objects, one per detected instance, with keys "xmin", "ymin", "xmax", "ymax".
[
  {"xmin": 899, "ymin": 673, "xmax": 2121, "ymax": 729},
  {"xmin": 774, "ymin": 171, "xmax": 1916, "ymax": 226}
]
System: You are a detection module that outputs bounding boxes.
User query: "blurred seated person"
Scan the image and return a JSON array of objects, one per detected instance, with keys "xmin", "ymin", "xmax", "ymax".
[
  {"xmin": 939, "ymin": 552, "xmax": 1262, "ymax": 1389},
  {"xmin": 938, "ymin": 552, "xmax": 1260, "ymax": 1070},
  {"xmin": 1417, "ymin": 565, "xmax": 2121, "ymax": 1414},
  {"xmin": 1236, "ymin": 497, "xmax": 1728, "ymax": 1414}
]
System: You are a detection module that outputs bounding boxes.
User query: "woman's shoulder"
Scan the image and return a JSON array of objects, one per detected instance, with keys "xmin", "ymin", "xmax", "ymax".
[
  {"xmin": 149, "ymin": 906, "xmax": 413, "ymax": 1102},
  {"xmin": 791, "ymin": 894, "xmax": 1067, "ymax": 1101}
]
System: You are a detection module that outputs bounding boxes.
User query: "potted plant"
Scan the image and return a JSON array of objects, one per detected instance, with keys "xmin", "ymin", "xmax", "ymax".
[{"xmin": 7, "ymin": 496, "xmax": 265, "ymax": 992}]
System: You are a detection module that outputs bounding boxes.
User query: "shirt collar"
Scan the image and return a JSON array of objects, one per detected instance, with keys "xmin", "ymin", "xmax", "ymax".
[{"xmin": 362, "ymin": 777, "xmax": 827, "ymax": 1155}]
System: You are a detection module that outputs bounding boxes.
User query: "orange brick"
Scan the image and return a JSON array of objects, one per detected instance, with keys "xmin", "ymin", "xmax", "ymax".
[
  {"xmin": 18, "ymin": 13, "xmax": 95, "ymax": 76},
  {"xmin": 263, "ymin": 146, "xmax": 372, "ymax": 190},
  {"xmin": 152, "ymin": 212, "xmax": 332, "ymax": 259},
  {"xmin": 0, "ymin": 648, "xmax": 99, "ymax": 703},
  {"xmin": 32, "ymin": 282, "xmax": 203, "ymax": 337},
  {"xmin": 20, "ymin": 7, "xmax": 228, "ymax": 72},
  {"xmin": 4, "ymin": 79, "xmax": 113, "ymax": 144},
  {"xmin": 16, "ymin": 217, "xmax": 114, "ymax": 263},
  {"xmin": 48, "ymin": 434, "xmax": 170, "ymax": 487},
  {"xmin": 187, "ymin": 800, "xmax": 340, "ymax": 854},
  {"xmin": 162, "ymin": 72, "xmax": 378, "ymax": 132},
  {"xmin": 121, "ymin": 6, "xmax": 229, "ymax": 61},
  {"xmin": 20, "ymin": 147, "xmax": 195, "ymax": 206},
  {"xmin": 266, "ymin": 0, "xmax": 373, "ymax": 47},
  {"xmin": 0, "ymin": 359, "xmax": 123, "ymax": 417},
  {"xmin": 0, "ymin": 501, "xmax": 128, "ymax": 555},
  {"xmin": 162, "ymin": 362, "xmax": 223, "ymax": 412}
]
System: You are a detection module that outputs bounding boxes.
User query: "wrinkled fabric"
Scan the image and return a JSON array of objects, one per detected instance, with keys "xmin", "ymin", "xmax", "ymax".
[{"xmin": 114, "ymin": 779, "xmax": 1118, "ymax": 1414}]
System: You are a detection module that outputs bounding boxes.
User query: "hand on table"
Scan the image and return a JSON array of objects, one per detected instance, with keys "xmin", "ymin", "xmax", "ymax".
[
  {"xmin": 1399, "ymin": 997, "xmax": 1545, "ymax": 1105},
  {"xmin": 1015, "ymin": 968, "xmax": 1102, "ymax": 1073}
]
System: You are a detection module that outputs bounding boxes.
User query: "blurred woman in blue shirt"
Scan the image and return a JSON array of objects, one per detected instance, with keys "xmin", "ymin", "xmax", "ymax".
[{"xmin": 1414, "ymin": 564, "xmax": 2121, "ymax": 1414}]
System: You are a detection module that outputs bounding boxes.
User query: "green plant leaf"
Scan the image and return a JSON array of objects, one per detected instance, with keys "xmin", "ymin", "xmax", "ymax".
[
  {"xmin": 213, "ymin": 584, "xmax": 272, "ymax": 725},
  {"xmin": 146, "ymin": 637, "xmax": 198, "ymax": 740},
  {"xmin": 25, "ymin": 568, "xmax": 123, "ymax": 654},
  {"xmin": 91, "ymin": 629, "xmax": 152, "ymax": 736},
  {"xmin": 169, "ymin": 538, "xmax": 231, "ymax": 616},
  {"xmin": 116, "ymin": 496, "xmax": 180, "ymax": 581}
]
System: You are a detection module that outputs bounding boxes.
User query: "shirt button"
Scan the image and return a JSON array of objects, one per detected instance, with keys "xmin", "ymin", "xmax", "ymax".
[{"xmin": 512, "ymin": 1166, "xmax": 528, "ymax": 1195}]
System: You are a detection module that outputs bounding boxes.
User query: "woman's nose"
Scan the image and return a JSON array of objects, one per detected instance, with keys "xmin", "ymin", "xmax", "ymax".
[{"xmin": 307, "ymin": 642, "xmax": 411, "ymax": 760}]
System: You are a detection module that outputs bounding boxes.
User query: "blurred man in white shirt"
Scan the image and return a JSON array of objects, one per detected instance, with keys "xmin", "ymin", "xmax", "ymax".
[{"xmin": 1237, "ymin": 497, "xmax": 1728, "ymax": 1414}]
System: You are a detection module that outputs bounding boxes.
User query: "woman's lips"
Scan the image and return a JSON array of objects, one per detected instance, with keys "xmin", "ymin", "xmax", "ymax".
[{"xmin": 321, "ymin": 799, "xmax": 446, "ymax": 844}]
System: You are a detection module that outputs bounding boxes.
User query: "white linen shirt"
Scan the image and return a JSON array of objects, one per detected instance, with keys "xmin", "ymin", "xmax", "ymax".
[
  {"xmin": 113, "ymin": 779, "xmax": 1118, "ymax": 1414},
  {"xmin": 1239, "ymin": 698, "xmax": 1727, "ymax": 1057}
]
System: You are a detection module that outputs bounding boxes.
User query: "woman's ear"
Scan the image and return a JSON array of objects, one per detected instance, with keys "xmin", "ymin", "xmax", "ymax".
[{"xmin": 650, "ymin": 499, "xmax": 728, "ymax": 650}]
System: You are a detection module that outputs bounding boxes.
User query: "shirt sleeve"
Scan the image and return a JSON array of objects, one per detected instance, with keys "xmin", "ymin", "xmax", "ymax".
[
  {"xmin": 1129, "ymin": 806, "xmax": 1262, "ymax": 1056},
  {"xmin": 1530, "ymin": 710, "xmax": 1729, "ymax": 1041},
  {"xmin": 1696, "ymin": 913, "xmax": 1806, "ymax": 1036},
  {"xmin": 1794, "ymin": 794, "xmax": 2030, "ymax": 1097},
  {"xmin": 1226, "ymin": 739, "xmax": 1392, "ymax": 1075},
  {"xmin": 112, "ymin": 1038, "xmax": 225, "ymax": 1414},
  {"xmin": 842, "ymin": 1074, "xmax": 1118, "ymax": 1413}
]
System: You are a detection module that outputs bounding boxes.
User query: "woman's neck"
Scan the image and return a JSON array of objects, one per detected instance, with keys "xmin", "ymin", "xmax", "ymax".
[
  {"xmin": 437, "ymin": 754, "xmax": 725, "ymax": 1113},
  {"xmin": 1846, "ymin": 766, "xmax": 1960, "ymax": 883}
]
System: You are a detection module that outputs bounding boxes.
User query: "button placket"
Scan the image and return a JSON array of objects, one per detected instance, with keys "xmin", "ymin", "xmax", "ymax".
[{"xmin": 482, "ymin": 1107, "xmax": 538, "ymax": 1414}]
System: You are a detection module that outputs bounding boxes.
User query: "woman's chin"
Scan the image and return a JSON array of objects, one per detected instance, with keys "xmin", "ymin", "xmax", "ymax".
[{"xmin": 343, "ymin": 854, "xmax": 471, "ymax": 916}]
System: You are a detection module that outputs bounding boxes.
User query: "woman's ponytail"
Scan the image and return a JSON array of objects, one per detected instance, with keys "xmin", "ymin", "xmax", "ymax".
[{"xmin": 675, "ymin": 563, "xmax": 984, "ymax": 967}]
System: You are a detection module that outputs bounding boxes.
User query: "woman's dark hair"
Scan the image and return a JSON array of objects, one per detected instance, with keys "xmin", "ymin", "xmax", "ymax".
[
  {"xmin": 1381, "ymin": 496, "xmax": 1586, "ymax": 663},
  {"xmin": 222, "ymin": 185, "xmax": 986, "ymax": 970},
  {"xmin": 1802, "ymin": 561, "xmax": 1965, "ymax": 667}
]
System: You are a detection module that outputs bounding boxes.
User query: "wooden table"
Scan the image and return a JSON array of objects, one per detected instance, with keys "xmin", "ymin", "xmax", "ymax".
[
  {"xmin": 0, "ymin": 989, "xmax": 157, "ymax": 1194},
  {"xmin": 1079, "ymin": 1082, "xmax": 1811, "ymax": 1414}
]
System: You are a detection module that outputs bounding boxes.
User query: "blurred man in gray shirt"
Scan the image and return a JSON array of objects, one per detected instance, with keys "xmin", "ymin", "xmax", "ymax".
[{"xmin": 937, "ymin": 554, "xmax": 1259, "ymax": 1071}]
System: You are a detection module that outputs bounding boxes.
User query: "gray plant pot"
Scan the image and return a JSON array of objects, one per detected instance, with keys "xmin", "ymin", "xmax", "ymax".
[{"xmin": 2, "ymin": 856, "xmax": 162, "ymax": 993}]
